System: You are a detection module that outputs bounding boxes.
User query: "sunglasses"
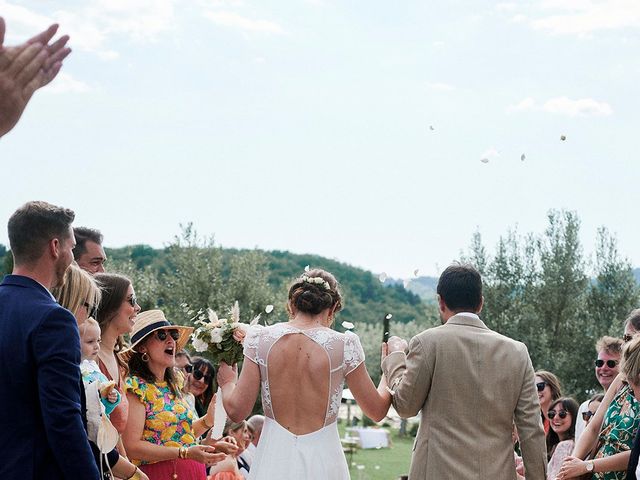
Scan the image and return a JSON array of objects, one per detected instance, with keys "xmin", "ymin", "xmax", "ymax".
[
  {"xmin": 126, "ymin": 295, "xmax": 138, "ymax": 307},
  {"xmin": 192, "ymin": 369, "xmax": 212, "ymax": 383},
  {"xmin": 595, "ymin": 359, "xmax": 619, "ymax": 368},
  {"xmin": 183, "ymin": 364, "xmax": 193, "ymax": 373},
  {"xmin": 582, "ymin": 411, "xmax": 596, "ymax": 422},
  {"xmin": 84, "ymin": 302, "xmax": 98, "ymax": 319},
  {"xmin": 624, "ymin": 334, "xmax": 634, "ymax": 343},
  {"xmin": 547, "ymin": 410, "xmax": 569, "ymax": 420},
  {"xmin": 536, "ymin": 381, "xmax": 547, "ymax": 392},
  {"xmin": 155, "ymin": 329, "xmax": 180, "ymax": 342}
]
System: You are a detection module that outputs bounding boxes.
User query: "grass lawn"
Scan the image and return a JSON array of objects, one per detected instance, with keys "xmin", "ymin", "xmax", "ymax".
[{"xmin": 338, "ymin": 423, "xmax": 413, "ymax": 480}]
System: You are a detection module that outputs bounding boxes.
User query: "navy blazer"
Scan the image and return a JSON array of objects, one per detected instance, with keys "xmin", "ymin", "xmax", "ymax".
[
  {"xmin": 0, "ymin": 274, "xmax": 100, "ymax": 479},
  {"xmin": 628, "ymin": 426, "xmax": 640, "ymax": 480}
]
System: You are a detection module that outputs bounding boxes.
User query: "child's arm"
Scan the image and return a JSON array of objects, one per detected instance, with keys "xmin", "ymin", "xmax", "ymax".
[{"xmin": 99, "ymin": 382, "xmax": 121, "ymax": 415}]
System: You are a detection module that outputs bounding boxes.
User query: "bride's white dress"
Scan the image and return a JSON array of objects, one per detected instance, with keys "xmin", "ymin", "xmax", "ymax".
[{"xmin": 243, "ymin": 322, "xmax": 365, "ymax": 480}]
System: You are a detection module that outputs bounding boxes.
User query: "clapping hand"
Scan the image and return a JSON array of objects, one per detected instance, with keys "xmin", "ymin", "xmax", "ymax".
[
  {"xmin": 557, "ymin": 456, "xmax": 586, "ymax": 479},
  {"xmin": 187, "ymin": 445, "xmax": 226, "ymax": 467},
  {"xmin": 217, "ymin": 361, "xmax": 238, "ymax": 388},
  {"xmin": 212, "ymin": 436, "xmax": 239, "ymax": 455},
  {"xmin": 387, "ymin": 336, "xmax": 408, "ymax": 354},
  {"xmin": 0, "ymin": 17, "xmax": 71, "ymax": 137}
]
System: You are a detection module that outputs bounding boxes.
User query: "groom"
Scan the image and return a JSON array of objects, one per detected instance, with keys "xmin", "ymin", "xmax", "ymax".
[{"xmin": 384, "ymin": 264, "xmax": 546, "ymax": 479}]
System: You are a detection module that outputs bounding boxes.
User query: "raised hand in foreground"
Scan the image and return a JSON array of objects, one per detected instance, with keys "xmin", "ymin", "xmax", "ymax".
[{"xmin": 0, "ymin": 17, "xmax": 71, "ymax": 137}]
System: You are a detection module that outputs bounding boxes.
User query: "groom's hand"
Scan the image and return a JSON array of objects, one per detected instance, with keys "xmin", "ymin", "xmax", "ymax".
[{"xmin": 387, "ymin": 336, "xmax": 408, "ymax": 353}]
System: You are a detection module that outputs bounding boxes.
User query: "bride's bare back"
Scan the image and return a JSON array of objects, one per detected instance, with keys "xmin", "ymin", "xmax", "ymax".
[{"xmin": 243, "ymin": 323, "xmax": 364, "ymax": 436}]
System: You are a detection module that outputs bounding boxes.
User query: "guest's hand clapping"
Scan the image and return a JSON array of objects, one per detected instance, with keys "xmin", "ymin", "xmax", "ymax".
[
  {"xmin": 217, "ymin": 361, "xmax": 238, "ymax": 387},
  {"xmin": 212, "ymin": 436, "xmax": 239, "ymax": 455},
  {"xmin": 387, "ymin": 336, "xmax": 408, "ymax": 354},
  {"xmin": 187, "ymin": 445, "xmax": 226, "ymax": 467},
  {"xmin": 557, "ymin": 456, "xmax": 586, "ymax": 479},
  {"xmin": 0, "ymin": 17, "xmax": 71, "ymax": 137}
]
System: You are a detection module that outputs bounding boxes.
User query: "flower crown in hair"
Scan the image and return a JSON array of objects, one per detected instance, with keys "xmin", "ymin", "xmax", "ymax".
[{"xmin": 301, "ymin": 275, "xmax": 331, "ymax": 291}]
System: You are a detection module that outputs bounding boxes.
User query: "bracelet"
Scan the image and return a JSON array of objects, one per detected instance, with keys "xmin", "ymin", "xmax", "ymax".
[
  {"xmin": 202, "ymin": 416, "xmax": 213, "ymax": 428},
  {"xmin": 123, "ymin": 465, "xmax": 138, "ymax": 480},
  {"xmin": 178, "ymin": 446, "xmax": 185, "ymax": 459}
]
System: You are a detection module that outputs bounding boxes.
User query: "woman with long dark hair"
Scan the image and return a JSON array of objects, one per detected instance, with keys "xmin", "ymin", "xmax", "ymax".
[{"xmin": 94, "ymin": 273, "xmax": 140, "ymax": 455}]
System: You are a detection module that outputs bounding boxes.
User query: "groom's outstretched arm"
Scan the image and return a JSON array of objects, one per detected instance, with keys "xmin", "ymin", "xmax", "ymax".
[{"xmin": 382, "ymin": 335, "xmax": 432, "ymax": 418}]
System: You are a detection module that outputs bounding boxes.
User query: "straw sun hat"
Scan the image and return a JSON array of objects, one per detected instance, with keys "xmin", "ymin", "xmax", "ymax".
[{"xmin": 119, "ymin": 310, "xmax": 193, "ymax": 363}]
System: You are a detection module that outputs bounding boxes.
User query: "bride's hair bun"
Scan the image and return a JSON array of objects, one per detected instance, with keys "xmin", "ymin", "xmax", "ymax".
[{"xmin": 288, "ymin": 269, "xmax": 343, "ymax": 316}]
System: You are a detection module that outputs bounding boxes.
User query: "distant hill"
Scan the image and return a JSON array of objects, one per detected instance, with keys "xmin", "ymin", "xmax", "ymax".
[
  {"xmin": 101, "ymin": 245, "xmax": 431, "ymax": 326},
  {"xmin": 635, "ymin": 268, "xmax": 640, "ymax": 284},
  {"xmin": 383, "ymin": 275, "xmax": 439, "ymax": 304}
]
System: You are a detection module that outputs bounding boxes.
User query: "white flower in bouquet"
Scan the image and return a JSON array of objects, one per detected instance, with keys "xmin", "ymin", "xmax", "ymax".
[
  {"xmin": 193, "ymin": 336, "xmax": 209, "ymax": 353},
  {"xmin": 210, "ymin": 327, "xmax": 223, "ymax": 344}
]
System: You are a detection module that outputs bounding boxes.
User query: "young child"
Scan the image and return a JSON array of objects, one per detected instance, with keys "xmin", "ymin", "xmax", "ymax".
[{"xmin": 80, "ymin": 318, "xmax": 120, "ymax": 415}]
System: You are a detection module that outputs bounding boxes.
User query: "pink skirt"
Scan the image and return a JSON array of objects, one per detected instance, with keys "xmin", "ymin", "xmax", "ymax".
[{"xmin": 140, "ymin": 459, "xmax": 207, "ymax": 480}]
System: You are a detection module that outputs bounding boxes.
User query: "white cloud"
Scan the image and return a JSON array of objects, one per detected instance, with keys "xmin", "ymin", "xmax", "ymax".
[
  {"xmin": 511, "ymin": 14, "xmax": 527, "ymax": 23},
  {"xmin": 432, "ymin": 40, "xmax": 445, "ymax": 48},
  {"xmin": 204, "ymin": 11, "xmax": 285, "ymax": 34},
  {"xmin": 43, "ymin": 72, "xmax": 92, "ymax": 94},
  {"xmin": 495, "ymin": 2, "xmax": 518, "ymax": 12},
  {"xmin": 531, "ymin": 0, "xmax": 640, "ymax": 35},
  {"xmin": 507, "ymin": 97, "xmax": 537, "ymax": 112},
  {"xmin": 0, "ymin": 0, "xmax": 175, "ymax": 58},
  {"xmin": 426, "ymin": 82, "xmax": 456, "ymax": 92},
  {"xmin": 507, "ymin": 96, "xmax": 613, "ymax": 116}
]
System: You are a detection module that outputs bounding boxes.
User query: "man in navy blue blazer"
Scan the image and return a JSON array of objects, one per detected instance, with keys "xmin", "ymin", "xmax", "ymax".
[{"xmin": 0, "ymin": 201, "xmax": 100, "ymax": 479}]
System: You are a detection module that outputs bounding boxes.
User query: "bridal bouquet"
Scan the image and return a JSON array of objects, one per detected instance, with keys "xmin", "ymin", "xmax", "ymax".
[{"xmin": 191, "ymin": 301, "xmax": 260, "ymax": 366}]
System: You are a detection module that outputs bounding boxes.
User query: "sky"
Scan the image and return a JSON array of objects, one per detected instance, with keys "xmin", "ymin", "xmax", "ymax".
[{"xmin": 1, "ymin": 0, "xmax": 639, "ymax": 279}]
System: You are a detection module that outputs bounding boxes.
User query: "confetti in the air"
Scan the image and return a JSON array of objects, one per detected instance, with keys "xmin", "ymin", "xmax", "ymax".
[
  {"xmin": 521, "ymin": 153, "xmax": 526, "ymax": 161},
  {"xmin": 429, "ymin": 125, "xmax": 435, "ymax": 131},
  {"xmin": 413, "ymin": 269, "xmax": 419, "ymax": 277},
  {"xmin": 379, "ymin": 272, "xmax": 388, "ymax": 283},
  {"xmin": 304, "ymin": 265, "xmax": 310, "ymax": 272},
  {"xmin": 560, "ymin": 135, "xmax": 566, "ymax": 141},
  {"xmin": 342, "ymin": 321, "xmax": 355, "ymax": 330},
  {"xmin": 385, "ymin": 313, "xmax": 393, "ymax": 320},
  {"xmin": 480, "ymin": 147, "xmax": 499, "ymax": 164},
  {"xmin": 265, "ymin": 305, "xmax": 274, "ymax": 314}
]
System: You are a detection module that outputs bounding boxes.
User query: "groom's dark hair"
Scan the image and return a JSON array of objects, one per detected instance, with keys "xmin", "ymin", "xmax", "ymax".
[{"xmin": 437, "ymin": 263, "xmax": 482, "ymax": 312}]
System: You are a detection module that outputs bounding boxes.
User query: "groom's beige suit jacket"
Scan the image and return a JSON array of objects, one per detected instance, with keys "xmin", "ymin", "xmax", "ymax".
[{"xmin": 382, "ymin": 314, "xmax": 547, "ymax": 480}]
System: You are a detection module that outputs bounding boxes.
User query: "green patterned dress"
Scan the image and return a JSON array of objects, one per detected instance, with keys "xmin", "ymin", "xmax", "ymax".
[{"xmin": 593, "ymin": 384, "xmax": 640, "ymax": 480}]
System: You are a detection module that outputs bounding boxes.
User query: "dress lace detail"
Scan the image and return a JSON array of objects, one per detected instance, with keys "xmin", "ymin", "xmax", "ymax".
[{"xmin": 242, "ymin": 323, "xmax": 365, "ymax": 426}]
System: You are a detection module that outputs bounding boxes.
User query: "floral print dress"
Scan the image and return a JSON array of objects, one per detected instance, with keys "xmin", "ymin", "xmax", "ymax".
[
  {"xmin": 594, "ymin": 384, "xmax": 640, "ymax": 480},
  {"xmin": 125, "ymin": 375, "xmax": 197, "ymax": 465}
]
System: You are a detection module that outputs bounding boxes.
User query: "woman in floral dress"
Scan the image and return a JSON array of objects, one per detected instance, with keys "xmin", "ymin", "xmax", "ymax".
[{"xmin": 122, "ymin": 310, "xmax": 228, "ymax": 480}]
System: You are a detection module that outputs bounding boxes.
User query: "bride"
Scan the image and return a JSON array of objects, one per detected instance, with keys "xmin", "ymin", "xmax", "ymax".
[{"xmin": 217, "ymin": 268, "xmax": 392, "ymax": 479}]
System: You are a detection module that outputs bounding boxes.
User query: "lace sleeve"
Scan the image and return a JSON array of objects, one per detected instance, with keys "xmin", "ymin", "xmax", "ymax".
[
  {"xmin": 242, "ymin": 325, "xmax": 262, "ymax": 365},
  {"xmin": 343, "ymin": 331, "xmax": 365, "ymax": 376}
]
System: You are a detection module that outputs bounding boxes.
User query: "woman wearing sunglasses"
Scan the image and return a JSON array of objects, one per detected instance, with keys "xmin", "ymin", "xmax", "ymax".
[
  {"xmin": 94, "ymin": 273, "xmax": 141, "ymax": 456},
  {"xmin": 184, "ymin": 357, "xmax": 216, "ymax": 421},
  {"xmin": 122, "ymin": 310, "xmax": 228, "ymax": 479},
  {"xmin": 546, "ymin": 397, "xmax": 578, "ymax": 480},
  {"xmin": 535, "ymin": 370, "xmax": 563, "ymax": 450}
]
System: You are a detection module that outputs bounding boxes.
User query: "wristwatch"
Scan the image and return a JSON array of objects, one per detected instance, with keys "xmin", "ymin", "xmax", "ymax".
[{"xmin": 585, "ymin": 460, "xmax": 595, "ymax": 473}]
